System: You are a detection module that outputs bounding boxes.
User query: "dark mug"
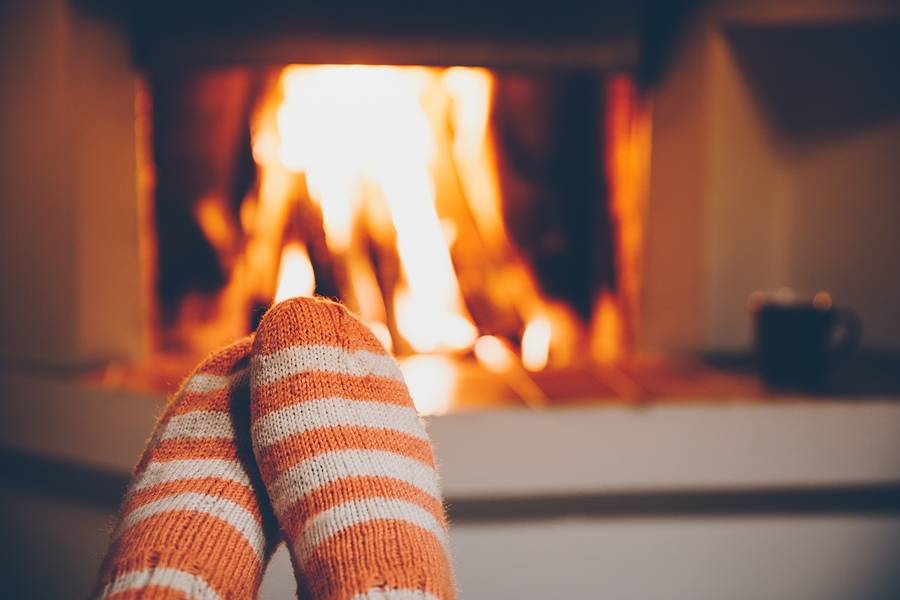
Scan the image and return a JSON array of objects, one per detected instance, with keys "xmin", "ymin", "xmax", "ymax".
[{"xmin": 752, "ymin": 293, "xmax": 861, "ymax": 389}]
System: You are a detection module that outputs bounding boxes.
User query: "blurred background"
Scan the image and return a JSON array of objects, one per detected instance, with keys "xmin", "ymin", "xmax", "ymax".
[{"xmin": 2, "ymin": 0, "xmax": 900, "ymax": 598}]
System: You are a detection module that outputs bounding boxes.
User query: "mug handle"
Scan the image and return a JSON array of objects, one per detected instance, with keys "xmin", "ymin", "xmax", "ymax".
[{"xmin": 830, "ymin": 308, "xmax": 862, "ymax": 362}]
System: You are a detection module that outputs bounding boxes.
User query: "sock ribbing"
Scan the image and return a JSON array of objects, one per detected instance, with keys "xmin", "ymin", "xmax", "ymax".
[
  {"xmin": 94, "ymin": 337, "xmax": 276, "ymax": 599},
  {"xmin": 250, "ymin": 297, "xmax": 456, "ymax": 600}
]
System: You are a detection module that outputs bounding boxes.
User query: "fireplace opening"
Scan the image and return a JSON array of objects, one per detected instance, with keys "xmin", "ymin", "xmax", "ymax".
[{"xmin": 141, "ymin": 64, "xmax": 651, "ymax": 413}]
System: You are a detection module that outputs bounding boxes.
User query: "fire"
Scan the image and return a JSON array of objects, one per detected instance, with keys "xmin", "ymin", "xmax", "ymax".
[
  {"xmin": 170, "ymin": 63, "xmax": 649, "ymax": 408},
  {"xmin": 275, "ymin": 65, "xmax": 476, "ymax": 353},
  {"xmin": 591, "ymin": 290, "xmax": 622, "ymax": 363},
  {"xmin": 274, "ymin": 242, "xmax": 316, "ymax": 302},
  {"xmin": 596, "ymin": 75, "xmax": 652, "ymax": 357},
  {"xmin": 443, "ymin": 67, "xmax": 574, "ymax": 361},
  {"xmin": 399, "ymin": 354, "xmax": 457, "ymax": 416},
  {"xmin": 521, "ymin": 317, "xmax": 551, "ymax": 372},
  {"xmin": 474, "ymin": 334, "xmax": 547, "ymax": 407},
  {"xmin": 394, "ymin": 288, "xmax": 477, "ymax": 353},
  {"xmin": 474, "ymin": 335, "xmax": 517, "ymax": 373},
  {"xmin": 442, "ymin": 67, "xmax": 507, "ymax": 249},
  {"xmin": 194, "ymin": 195, "xmax": 239, "ymax": 264}
]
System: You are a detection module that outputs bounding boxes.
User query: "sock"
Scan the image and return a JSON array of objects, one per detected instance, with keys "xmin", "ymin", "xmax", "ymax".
[
  {"xmin": 94, "ymin": 337, "xmax": 277, "ymax": 599},
  {"xmin": 250, "ymin": 297, "xmax": 456, "ymax": 600}
]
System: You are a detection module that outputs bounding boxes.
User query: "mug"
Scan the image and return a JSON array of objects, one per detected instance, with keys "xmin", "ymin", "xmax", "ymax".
[{"xmin": 751, "ymin": 292, "xmax": 861, "ymax": 389}]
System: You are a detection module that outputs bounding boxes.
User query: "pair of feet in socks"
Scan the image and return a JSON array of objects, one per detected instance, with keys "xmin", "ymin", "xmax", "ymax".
[{"xmin": 94, "ymin": 297, "xmax": 455, "ymax": 599}]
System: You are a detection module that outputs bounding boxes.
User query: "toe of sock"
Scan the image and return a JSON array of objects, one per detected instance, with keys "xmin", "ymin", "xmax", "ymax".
[
  {"xmin": 254, "ymin": 297, "xmax": 388, "ymax": 356},
  {"xmin": 254, "ymin": 297, "xmax": 345, "ymax": 355}
]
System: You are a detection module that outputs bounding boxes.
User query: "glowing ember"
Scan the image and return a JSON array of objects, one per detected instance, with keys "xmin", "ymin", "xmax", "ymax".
[
  {"xmin": 591, "ymin": 290, "xmax": 622, "ymax": 363},
  {"xmin": 474, "ymin": 335, "xmax": 516, "ymax": 373},
  {"xmin": 274, "ymin": 242, "xmax": 316, "ymax": 302},
  {"xmin": 521, "ymin": 317, "xmax": 552, "ymax": 372},
  {"xmin": 399, "ymin": 354, "xmax": 457, "ymax": 416}
]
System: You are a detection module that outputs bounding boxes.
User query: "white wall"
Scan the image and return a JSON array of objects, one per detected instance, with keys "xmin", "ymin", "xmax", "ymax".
[
  {"xmin": 784, "ymin": 122, "xmax": 900, "ymax": 349},
  {"xmin": 641, "ymin": 0, "xmax": 900, "ymax": 354},
  {"xmin": 0, "ymin": 0, "xmax": 144, "ymax": 366}
]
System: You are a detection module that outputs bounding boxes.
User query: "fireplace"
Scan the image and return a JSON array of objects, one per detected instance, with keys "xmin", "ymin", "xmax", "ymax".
[
  {"xmin": 0, "ymin": 0, "xmax": 702, "ymax": 416},
  {"xmin": 81, "ymin": 0, "xmax": 680, "ymax": 414},
  {"xmin": 139, "ymin": 61, "xmax": 650, "ymax": 413},
  {"xmin": 3, "ymin": 1, "xmax": 898, "ymax": 411}
]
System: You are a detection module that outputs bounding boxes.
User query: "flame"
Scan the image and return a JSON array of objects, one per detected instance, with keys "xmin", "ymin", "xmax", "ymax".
[
  {"xmin": 241, "ymin": 86, "xmax": 301, "ymax": 303},
  {"xmin": 194, "ymin": 194, "xmax": 238, "ymax": 263},
  {"xmin": 274, "ymin": 242, "xmax": 316, "ymax": 302},
  {"xmin": 394, "ymin": 288, "xmax": 477, "ymax": 353},
  {"xmin": 598, "ymin": 75, "xmax": 652, "ymax": 355},
  {"xmin": 475, "ymin": 334, "xmax": 548, "ymax": 407},
  {"xmin": 443, "ymin": 66, "xmax": 573, "ymax": 361},
  {"xmin": 521, "ymin": 317, "xmax": 552, "ymax": 371},
  {"xmin": 173, "ymin": 64, "xmax": 646, "ymax": 399},
  {"xmin": 474, "ymin": 335, "xmax": 516, "ymax": 373},
  {"xmin": 276, "ymin": 65, "xmax": 476, "ymax": 353},
  {"xmin": 591, "ymin": 290, "xmax": 622, "ymax": 363},
  {"xmin": 443, "ymin": 67, "xmax": 507, "ymax": 249},
  {"xmin": 245, "ymin": 65, "xmax": 576, "ymax": 363},
  {"xmin": 399, "ymin": 354, "xmax": 457, "ymax": 416}
]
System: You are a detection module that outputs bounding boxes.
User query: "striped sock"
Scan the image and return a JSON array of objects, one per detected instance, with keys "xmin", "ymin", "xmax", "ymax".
[
  {"xmin": 94, "ymin": 337, "xmax": 277, "ymax": 599},
  {"xmin": 250, "ymin": 297, "xmax": 456, "ymax": 600}
]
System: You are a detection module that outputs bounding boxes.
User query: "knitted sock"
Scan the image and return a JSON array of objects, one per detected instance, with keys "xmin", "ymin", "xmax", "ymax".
[
  {"xmin": 94, "ymin": 337, "xmax": 277, "ymax": 599},
  {"xmin": 250, "ymin": 297, "xmax": 456, "ymax": 600}
]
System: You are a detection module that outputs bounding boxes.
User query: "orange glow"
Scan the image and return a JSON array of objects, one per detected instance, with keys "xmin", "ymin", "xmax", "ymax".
[
  {"xmin": 443, "ymin": 67, "xmax": 507, "ymax": 249},
  {"xmin": 194, "ymin": 195, "xmax": 238, "ymax": 264},
  {"xmin": 592, "ymin": 290, "xmax": 622, "ymax": 363},
  {"xmin": 366, "ymin": 320, "xmax": 394, "ymax": 353},
  {"xmin": 394, "ymin": 287, "xmax": 478, "ymax": 353},
  {"xmin": 241, "ymin": 85, "xmax": 299, "ymax": 303},
  {"xmin": 443, "ymin": 66, "xmax": 568, "ymax": 354},
  {"xmin": 345, "ymin": 250, "xmax": 388, "ymax": 328},
  {"xmin": 521, "ymin": 317, "xmax": 552, "ymax": 371},
  {"xmin": 276, "ymin": 65, "xmax": 476, "ymax": 353},
  {"xmin": 399, "ymin": 354, "xmax": 457, "ymax": 416},
  {"xmin": 474, "ymin": 335, "xmax": 517, "ymax": 373},
  {"xmin": 598, "ymin": 75, "xmax": 652, "ymax": 355},
  {"xmin": 169, "ymin": 65, "xmax": 648, "ymax": 404},
  {"xmin": 274, "ymin": 242, "xmax": 315, "ymax": 302}
]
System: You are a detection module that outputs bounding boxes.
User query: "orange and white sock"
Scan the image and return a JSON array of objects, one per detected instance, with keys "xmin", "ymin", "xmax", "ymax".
[
  {"xmin": 94, "ymin": 337, "xmax": 277, "ymax": 599},
  {"xmin": 250, "ymin": 298, "xmax": 456, "ymax": 600}
]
